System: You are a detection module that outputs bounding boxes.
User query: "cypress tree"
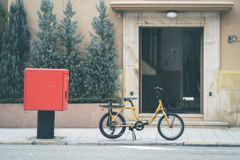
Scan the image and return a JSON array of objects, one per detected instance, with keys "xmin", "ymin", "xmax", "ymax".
[
  {"xmin": 0, "ymin": 0, "xmax": 30, "ymax": 99},
  {"xmin": 0, "ymin": 3, "xmax": 7, "ymax": 57},
  {"xmin": 57, "ymin": 0, "xmax": 84, "ymax": 98},
  {"xmin": 85, "ymin": 0, "xmax": 120, "ymax": 98},
  {"xmin": 30, "ymin": 0, "xmax": 58, "ymax": 68}
]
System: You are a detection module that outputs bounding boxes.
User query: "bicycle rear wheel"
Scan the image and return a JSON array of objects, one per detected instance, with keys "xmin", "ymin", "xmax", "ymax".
[
  {"xmin": 99, "ymin": 112, "xmax": 126, "ymax": 139},
  {"xmin": 157, "ymin": 113, "xmax": 184, "ymax": 140}
]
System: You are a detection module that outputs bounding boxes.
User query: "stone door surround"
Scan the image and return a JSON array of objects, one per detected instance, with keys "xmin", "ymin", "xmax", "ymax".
[{"xmin": 123, "ymin": 11, "xmax": 220, "ymax": 121}]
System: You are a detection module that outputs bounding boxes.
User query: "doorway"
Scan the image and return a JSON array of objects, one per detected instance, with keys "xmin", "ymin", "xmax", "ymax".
[{"xmin": 140, "ymin": 27, "xmax": 203, "ymax": 114}]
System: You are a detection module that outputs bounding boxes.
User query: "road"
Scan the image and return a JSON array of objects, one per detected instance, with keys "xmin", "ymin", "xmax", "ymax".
[{"xmin": 0, "ymin": 145, "xmax": 240, "ymax": 160}]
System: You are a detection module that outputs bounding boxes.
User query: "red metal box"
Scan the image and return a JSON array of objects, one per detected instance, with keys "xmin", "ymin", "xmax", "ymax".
[{"xmin": 24, "ymin": 68, "xmax": 69, "ymax": 111}]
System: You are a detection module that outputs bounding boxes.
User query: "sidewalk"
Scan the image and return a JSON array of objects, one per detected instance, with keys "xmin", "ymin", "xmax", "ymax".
[{"xmin": 0, "ymin": 127, "xmax": 240, "ymax": 147}]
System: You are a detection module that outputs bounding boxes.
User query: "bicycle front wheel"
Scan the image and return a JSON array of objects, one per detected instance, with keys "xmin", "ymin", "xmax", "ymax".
[
  {"xmin": 157, "ymin": 113, "xmax": 184, "ymax": 140},
  {"xmin": 99, "ymin": 112, "xmax": 126, "ymax": 139}
]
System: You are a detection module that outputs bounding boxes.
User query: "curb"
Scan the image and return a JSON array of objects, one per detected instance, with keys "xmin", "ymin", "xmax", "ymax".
[
  {"xmin": 184, "ymin": 141, "xmax": 217, "ymax": 147},
  {"xmin": 0, "ymin": 140, "xmax": 64, "ymax": 145},
  {"xmin": 67, "ymin": 141, "xmax": 99, "ymax": 146},
  {"xmin": 0, "ymin": 140, "xmax": 34, "ymax": 145},
  {"xmin": 0, "ymin": 137, "xmax": 65, "ymax": 145},
  {"xmin": 217, "ymin": 142, "xmax": 240, "ymax": 147},
  {"xmin": 1, "ymin": 140, "xmax": 240, "ymax": 147}
]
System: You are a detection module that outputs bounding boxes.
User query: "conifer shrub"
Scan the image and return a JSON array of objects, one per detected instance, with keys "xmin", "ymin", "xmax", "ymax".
[
  {"xmin": 57, "ymin": 0, "xmax": 85, "ymax": 98},
  {"xmin": 84, "ymin": 0, "xmax": 120, "ymax": 98},
  {"xmin": 0, "ymin": 0, "xmax": 30, "ymax": 99},
  {"xmin": 29, "ymin": 0, "xmax": 58, "ymax": 69}
]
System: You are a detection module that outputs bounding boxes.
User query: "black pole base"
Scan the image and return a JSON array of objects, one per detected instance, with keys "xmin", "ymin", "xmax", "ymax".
[{"xmin": 37, "ymin": 111, "xmax": 55, "ymax": 139}]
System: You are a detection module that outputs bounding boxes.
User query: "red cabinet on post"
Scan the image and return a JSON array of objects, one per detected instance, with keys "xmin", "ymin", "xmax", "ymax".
[{"xmin": 24, "ymin": 68, "xmax": 69, "ymax": 111}]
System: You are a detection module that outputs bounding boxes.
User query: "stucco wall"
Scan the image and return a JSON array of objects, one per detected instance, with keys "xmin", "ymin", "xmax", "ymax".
[
  {"xmin": 220, "ymin": 0, "xmax": 240, "ymax": 70},
  {"xmin": 1, "ymin": 0, "xmax": 124, "ymax": 67},
  {"xmin": 1, "ymin": 0, "xmax": 240, "ymax": 69},
  {"xmin": 0, "ymin": 0, "xmax": 240, "ymax": 126}
]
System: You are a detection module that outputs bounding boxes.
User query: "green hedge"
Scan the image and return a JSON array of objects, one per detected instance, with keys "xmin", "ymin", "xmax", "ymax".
[
  {"xmin": 69, "ymin": 96, "xmax": 122, "ymax": 104},
  {"xmin": 0, "ymin": 98, "xmax": 24, "ymax": 103},
  {"xmin": 0, "ymin": 96, "xmax": 122, "ymax": 104}
]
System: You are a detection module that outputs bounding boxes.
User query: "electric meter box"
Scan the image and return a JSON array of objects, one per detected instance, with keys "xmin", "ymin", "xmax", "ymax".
[{"xmin": 24, "ymin": 68, "xmax": 69, "ymax": 111}]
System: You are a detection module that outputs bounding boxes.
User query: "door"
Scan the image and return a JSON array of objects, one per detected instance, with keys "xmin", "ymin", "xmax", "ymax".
[{"xmin": 182, "ymin": 30, "xmax": 201, "ymax": 113}]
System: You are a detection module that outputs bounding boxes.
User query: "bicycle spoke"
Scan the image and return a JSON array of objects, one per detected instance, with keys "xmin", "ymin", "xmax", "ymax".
[
  {"xmin": 99, "ymin": 112, "xmax": 126, "ymax": 139},
  {"xmin": 110, "ymin": 128, "xmax": 115, "ymax": 136},
  {"xmin": 171, "ymin": 117, "xmax": 176, "ymax": 127},
  {"xmin": 158, "ymin": 114, "xmax": 184, "ymax": 140}
]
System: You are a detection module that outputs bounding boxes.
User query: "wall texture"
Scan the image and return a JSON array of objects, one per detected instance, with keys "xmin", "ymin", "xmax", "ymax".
[
  {"xmin": 1, "ymin": 0, "xmax": 240, "ymax": 126},
  {"xmin": 220, "ymin": 71, "xmax": 240, "ymax": 126},
  {"xmin": 1, "ymin": 0, "xmax": 239, "ymax": 70},
  {"xmin": 0, "ymin": 104, "xmax": 117, "ymax": 128}
]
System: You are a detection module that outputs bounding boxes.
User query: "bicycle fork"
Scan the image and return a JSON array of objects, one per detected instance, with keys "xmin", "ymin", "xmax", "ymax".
[
  {"xmin": 158, "ymin": 100, "xmax": 172, "ymax": 128},
  {"xmin": 162, "ymin": 111, "xmax": 172, "ymax": 128}
]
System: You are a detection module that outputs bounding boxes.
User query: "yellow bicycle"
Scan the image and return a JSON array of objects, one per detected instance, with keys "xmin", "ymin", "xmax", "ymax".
[{"xmin": 99, "ymin": 87, "xmax": 184, "ymax": 140}]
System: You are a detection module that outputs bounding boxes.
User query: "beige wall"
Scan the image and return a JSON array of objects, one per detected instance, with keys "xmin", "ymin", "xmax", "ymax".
[
  {"xmin": 1, "ymin": 0, "xmax": 240, "ymax": 70},
  {"xmin": 0, "ymin": 0, "xmax": 240, "ymax": 125},
  {"xmin": 1, "ymin": 0, "xmax": 124, "ymax": 66},
  {"xmin": 0, "ymin": 0, "xmax": 7, "ymax": 9},
  {"xmin": 220, "ymin": 0, "xmax": 240, "ymax": 70}
]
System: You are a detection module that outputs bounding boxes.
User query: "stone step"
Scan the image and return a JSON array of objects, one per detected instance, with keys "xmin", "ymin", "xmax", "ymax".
[
  {"xmin": 138, "ymin": 114, "xmax": 204, "ymax": 121},
  {"xmin": 126, "ymin": 114, "xmax": 230, "ymax": 129},
  {"xmin": 127, "ymin": 120, "xmax": 229, "ymax": 129}
]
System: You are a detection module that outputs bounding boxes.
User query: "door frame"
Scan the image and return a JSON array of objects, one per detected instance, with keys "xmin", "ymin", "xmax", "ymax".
[{"xmin": 123, "ymin": 11, "xmax": 220, "ymax": 121}]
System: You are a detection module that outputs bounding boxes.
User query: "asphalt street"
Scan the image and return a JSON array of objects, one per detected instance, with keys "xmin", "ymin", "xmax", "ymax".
[{"xmin": 0, "ymin": 145, "xmax": 240, "ymax": 160}]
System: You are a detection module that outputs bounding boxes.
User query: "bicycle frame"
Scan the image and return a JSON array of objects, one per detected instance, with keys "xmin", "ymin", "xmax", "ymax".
[{"xmin": 102, "ymin": 100, "xmax": 172, "ymax": 127}]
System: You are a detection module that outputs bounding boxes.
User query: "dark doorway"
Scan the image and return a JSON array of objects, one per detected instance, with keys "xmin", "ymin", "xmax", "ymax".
[
  {"xmin": 180, "ymin": 30, "xmax": 201, "ymax": 113},
  {"xmin": 140, "ymin": 27, "xmax": 202, "ymax": 113},
  {"xmin": 141, "ymin": 28, "xmax": 161, "ymax": 113}
]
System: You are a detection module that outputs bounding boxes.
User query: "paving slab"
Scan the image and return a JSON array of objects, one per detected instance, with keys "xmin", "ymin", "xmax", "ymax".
[
  {"xmin": 77, "ymin": 129, "xmax": 100, "ymax": 140},
  {"xmin": 125, "ymin": 130, "xmax": 143, "ymax": 141},
  {"xmin": 2, "ymin": 129, "xmax": 33, "ymax": 140},
  {"xmin": 0, "ymin": 128, "xmax": 240, "ymax": 147},
  {"xmin": 0, "ymin": 129, "xmax": 18, "ymax": 140},
  {"xmin": 54, "ymin": 129, "xmax": 75, "ymax": 137},
  {"xmin": 62, "ymin": 129, "xmax": 88, "ymax": 141},
  {"xmin": 185, "ymin": 129, "xmax": 204, "ymax": 142},
  {"xmin": 213, "ymin": 130, "xmax": 237, "ymax": 143},
  {"xmin": 141, "ymin": 128, "xmax": 157, "ymax": 141},
  {"xmin": 227, "ymin": 130, "xmax": 240, "ymax": 142}
]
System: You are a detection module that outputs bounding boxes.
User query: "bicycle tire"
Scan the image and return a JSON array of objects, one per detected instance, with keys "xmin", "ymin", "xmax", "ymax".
[
  {"xmin": 157, "ymin": 113, "xmax": 184, "ymax": 140},
  {"xmin": 99, "ymin": 112, "xmax": 126, "ymax": 139}
]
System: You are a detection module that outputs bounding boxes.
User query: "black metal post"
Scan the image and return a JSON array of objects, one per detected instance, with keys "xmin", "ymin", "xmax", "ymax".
[{"xmin": 37, "ymin": 111, "xmax": 55, "ymax": 139}]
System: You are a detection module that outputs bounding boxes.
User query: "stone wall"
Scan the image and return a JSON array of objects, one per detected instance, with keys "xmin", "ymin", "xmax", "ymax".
[
  {"xmin": 0, "ymin": 104, "xmax": 117, "ymax": 128},
  {"xmin": 220, "ymin": 71, "xmax": 240, "ymax": 126},
  {"xmin": 123, "ymin": 11, "xmax": 220, "ymax": 121}
]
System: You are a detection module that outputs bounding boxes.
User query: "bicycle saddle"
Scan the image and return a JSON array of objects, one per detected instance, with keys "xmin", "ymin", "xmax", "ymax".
[{"xmin": 124, "ymin": 97, "xmax": 137, "ymax": 101}]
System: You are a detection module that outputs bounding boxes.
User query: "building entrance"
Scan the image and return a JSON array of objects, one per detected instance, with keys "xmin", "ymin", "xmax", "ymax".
[{"xmin": 140, "ymin": 27, "xmax": 203, "ymax": 114}]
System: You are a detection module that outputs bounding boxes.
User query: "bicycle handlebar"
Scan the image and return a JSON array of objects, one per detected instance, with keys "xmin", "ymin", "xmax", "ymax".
[{"xmin": 154, "ymin": 86, "xmax": 164, "ymax": 95}]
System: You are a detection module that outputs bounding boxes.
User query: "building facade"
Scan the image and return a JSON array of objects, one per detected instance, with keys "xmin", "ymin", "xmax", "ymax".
[{"xmin": 1, "ymin": 0, "xmax": 240, "ymax": 126}]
